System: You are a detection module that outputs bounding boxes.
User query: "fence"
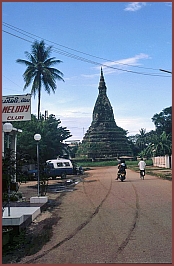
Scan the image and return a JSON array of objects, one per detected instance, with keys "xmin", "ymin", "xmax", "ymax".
[{"xmin": 152, "ymin": 155, "xmax": 172, "ymax": 169}]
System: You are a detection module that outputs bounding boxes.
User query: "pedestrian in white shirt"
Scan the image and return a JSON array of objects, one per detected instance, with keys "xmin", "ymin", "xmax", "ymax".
[{"xmin": 138, "ymin": 158, "xmax": 146, "ymax": 179}]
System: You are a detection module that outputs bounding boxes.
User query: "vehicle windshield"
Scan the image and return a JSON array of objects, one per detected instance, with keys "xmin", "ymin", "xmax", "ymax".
[{"xmin": 47, "ymin": 163, "xmax": 54, "ymax": 169}]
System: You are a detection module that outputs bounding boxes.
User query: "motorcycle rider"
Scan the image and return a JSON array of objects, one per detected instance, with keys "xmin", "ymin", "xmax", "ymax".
[{"xmin": 116, "ymin": 159, "xmax": 127, "ymax": 180}]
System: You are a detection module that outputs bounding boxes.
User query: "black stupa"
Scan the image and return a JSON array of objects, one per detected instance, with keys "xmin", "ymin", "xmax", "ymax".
[{"xmin": 76, "ymin": 68, "xmax": 132, "ymax": 158}]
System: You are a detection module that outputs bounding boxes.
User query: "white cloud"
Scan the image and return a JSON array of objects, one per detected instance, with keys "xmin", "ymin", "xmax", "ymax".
[
  {"xmin": 94, "ymin": 53, "xmax": 150, "ymax": 75},
  {"xmin": 58, "ymin": 116, "xmax": 92, "ymax": 141},
  {"xmin": 81, "ymin": 73, "xmax": 99, "ymax": 79},
  {"xmin": 113, "ymin": 53, "xmax": 150, "ymax": 66},
  {"xmin": 165, "ymin": 2, "xmax": 172, "ymax": 7},
  {"xmin": 40, "ymin": 104, "xmax": 92, "ymax": 119},
  {"xmin": 64, "ymin": 75, "xmax": 79, "ymax": 81},
  {"xmin": 116, "ymin": 117, "xmax": 155, "ymax": 135},
  {"xmin": 124, "ymin": 2, "xmax": 146, "ymax": 12},
  {"xmin": 59, "ymin": 107, "xmax": 92, "ymax": 118}
]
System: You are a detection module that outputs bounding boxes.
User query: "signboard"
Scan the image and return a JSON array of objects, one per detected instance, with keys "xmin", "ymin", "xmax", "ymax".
[{"xmin": 2, "ymin": 94, "xmax": 31, "ymax": 122}]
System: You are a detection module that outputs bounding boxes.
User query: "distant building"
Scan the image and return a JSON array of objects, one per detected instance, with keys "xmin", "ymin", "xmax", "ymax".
[
  {"xmin": 64, "ymin": 140, "xmax": 81, "ymax": 147},
  {"xmin": 76, "ymin": 68, "xmax": 132, "ymax": 159}
]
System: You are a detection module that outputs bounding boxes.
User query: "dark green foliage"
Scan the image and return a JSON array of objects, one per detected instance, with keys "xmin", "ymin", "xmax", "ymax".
[
  {"xmin": 152, "ymin": 106, "xmax": 172, "ymax": 137},
  {"xmin": 12, "ymin": 114, "xmax": 72, "ymax": 163},
  {"xmin": 144, "ymin": 131, "xmax": 172, "ymax": 157},
  {"xmin": 128, "ymin": 106, "xmax": 172, "ymax": 158},
  {"xmin": 2, "ymin": 149, "xmax": 16, "ymax": 193},
  {"xmin": 2, "ymin": 149, "xmax": 25, "ymax": 206}
]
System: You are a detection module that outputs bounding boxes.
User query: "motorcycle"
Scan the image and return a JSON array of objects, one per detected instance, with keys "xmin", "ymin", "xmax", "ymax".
[
  {"xmin": 117, "ymin": 171, "xmax": 126, "ymax": 182},
  {"xmin": 116, "ymin": 161, "xmax": 127, "ymax": 182}
]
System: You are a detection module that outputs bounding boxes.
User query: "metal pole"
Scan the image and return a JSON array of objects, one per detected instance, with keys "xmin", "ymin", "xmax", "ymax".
[
  {"xmin": 10, "ymin": 131, "xmax": 17, "ymax": 182},
  {"xmin": 7, "ymin": 133, "xmax": 10, "ymax": 149},
  {"xmin": 37, "ymin": 142, "xmax": 40, "ymax": 197},
  {"xmin": 2, "ymin": 128, "xmax": 4, "ymax": 158},
  {"xmin": 7, "ymin": 133, "xmax": 10, "ymax": 216}
]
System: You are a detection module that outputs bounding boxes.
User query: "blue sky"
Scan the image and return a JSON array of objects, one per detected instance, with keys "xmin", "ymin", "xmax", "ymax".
[{"xmin": 2, "ymin": 2, "xmax": 172, "ymax": 141}]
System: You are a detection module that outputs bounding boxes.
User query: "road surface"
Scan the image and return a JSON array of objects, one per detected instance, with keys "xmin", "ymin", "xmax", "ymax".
[{"xmin": 20, "ymin": 167, "xmax": 172, "ymax": 264}]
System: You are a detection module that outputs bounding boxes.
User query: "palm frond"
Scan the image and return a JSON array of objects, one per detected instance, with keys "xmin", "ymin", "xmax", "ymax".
[
  {"xmin": 42, "ymin": 72, "xmax": 56, "ymax": 93},
  {"xmin": 16, "ymin": 40, "xmax": 64, "ymax": 119},
  {"xmin": 44, "ymin": 58, "xmax": 62, "ymax": 67},
  {"xmin": 16, "ymin": 59, "xmax": 33, "ymax": 67}
]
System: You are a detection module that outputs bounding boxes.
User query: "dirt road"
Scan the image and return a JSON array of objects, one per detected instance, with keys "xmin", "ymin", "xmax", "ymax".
[{"xmin": 18, "ymin": 167, "xmax": 172, "ymax": 264}]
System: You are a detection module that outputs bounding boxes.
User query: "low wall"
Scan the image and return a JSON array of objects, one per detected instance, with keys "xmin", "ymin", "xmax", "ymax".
[{"xmin": 152, "ymin": 155, "xmax": 172, "ymax": 169}]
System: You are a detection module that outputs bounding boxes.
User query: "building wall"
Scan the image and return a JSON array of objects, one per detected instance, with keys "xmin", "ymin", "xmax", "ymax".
[{"xmin": 152, "ymin": 155, "xmax": 172, "ymax": 169}]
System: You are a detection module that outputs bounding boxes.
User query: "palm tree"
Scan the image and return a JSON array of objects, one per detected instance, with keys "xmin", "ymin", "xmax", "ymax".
[
  {"xmin": 136, "ymin": 128, "xmax": 147, "ymax": 152},
  {"xmin": 153, "ymin": 131, "xmax": 172, "ymax": 156},
  {"xmin": 16, "ymin": 40, "xmax": 64, "ymax": 119},
  {"xmin": 144, "ymin": 131, "xmax": 172, "ymax": 157}
]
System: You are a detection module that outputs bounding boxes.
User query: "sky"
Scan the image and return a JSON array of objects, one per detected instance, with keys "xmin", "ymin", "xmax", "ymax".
[{"xmin": 2, "ymin": 2, "xmax": 172, "ymax": 141}]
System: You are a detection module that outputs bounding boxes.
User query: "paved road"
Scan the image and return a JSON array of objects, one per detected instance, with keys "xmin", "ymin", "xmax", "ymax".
[{"xmin": 20, "ymin": 167, "xmax": 172, "ymax": 264}]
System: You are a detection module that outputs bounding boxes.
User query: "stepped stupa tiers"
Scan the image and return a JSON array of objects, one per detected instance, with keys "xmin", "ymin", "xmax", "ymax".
[{"xmin": 76, "ymin": 68, "xmax": 132, "ymax": 158}]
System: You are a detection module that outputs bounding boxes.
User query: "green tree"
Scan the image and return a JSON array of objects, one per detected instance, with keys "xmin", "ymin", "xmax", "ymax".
[
  {"xmin": 12, "ymin": 114, "xmax": 72, "ymax": 162},
  {"xmin": 144, "ymin": 131, "xmax": 172, "ymax": 157},
  {"xmin": 134, "ymin": 128, "xmax": 147, "ymax": 154},
  {"xmin": 2, "ymin": 148, "xmax": 26, "ymax": 207},
  {"xmin": 39, "ymin": 114, "xmax": 72, "ymax": 161},
  {"xmin": 16, "ymin": 40, "xmax": 64, "ymax": 119},
  {"xmin": 127, "ymin": 107, "xmax": 172, "ymax": 158},
  {"xmin": 152, "ymin": 106, "xmax": 172, "ymax": 137},
  {"xmin": 127, "ymin": 135, "xmax": 140, "ymax": 157}
]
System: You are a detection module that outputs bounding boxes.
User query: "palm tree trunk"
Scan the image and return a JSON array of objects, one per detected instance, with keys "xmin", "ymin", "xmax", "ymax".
[{"xmin": 38, "ymin": 81, "xmax": 41, "ymax": 120}]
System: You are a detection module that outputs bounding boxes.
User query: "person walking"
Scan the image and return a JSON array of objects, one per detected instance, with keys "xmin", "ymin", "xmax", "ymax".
[{"xmin": 138, "ymin": 158, "xmax": 146, "ymax": 179}]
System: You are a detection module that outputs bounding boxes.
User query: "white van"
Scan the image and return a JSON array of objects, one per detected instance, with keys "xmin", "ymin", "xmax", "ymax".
[{"xmin": 46, "ymin": 158, "xmax": 73, "ymax": 179}]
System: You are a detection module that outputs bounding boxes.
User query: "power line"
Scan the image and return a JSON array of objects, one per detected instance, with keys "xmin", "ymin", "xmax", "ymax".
[
  {"xmin": 3, "ymin": 21, "xmax": 160, "ymax": 71},
  {"xmin": 159, "ymin": 69, "xmax": 172, "ymax": 74},
  {"xmin": 2, "ymin": 23, "xmax": 171, "ymax": 77},
  {"xmin": 2, "ymin": 75, "xmax": 24, "ymax": 89}
]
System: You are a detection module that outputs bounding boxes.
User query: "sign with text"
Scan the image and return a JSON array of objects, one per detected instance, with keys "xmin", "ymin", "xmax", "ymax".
[{"xmin": 2, "ymin": 94, "xmax": 31, "ymax": 122}]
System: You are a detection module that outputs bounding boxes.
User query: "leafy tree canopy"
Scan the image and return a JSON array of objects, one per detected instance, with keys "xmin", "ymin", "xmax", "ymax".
[
  {"xmin": 128, "ymin": 106, "xmax": 172, "ymax": 158},
  {"xmin": 12, "ymin": 114, "xmax": 72, "ymax": 163},
  {"xmin": 152, "ymin": 106, "xmax": 172, "ymax": 136}
]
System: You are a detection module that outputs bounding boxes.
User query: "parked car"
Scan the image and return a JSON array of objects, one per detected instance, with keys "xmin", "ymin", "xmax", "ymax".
[
  {"xmin": 27, "ymin": 169, "xmax": 38, "ymax": 180},
  {"xmin": 46, "ymin": 158, "xmax": 73, "ymax": 179}
]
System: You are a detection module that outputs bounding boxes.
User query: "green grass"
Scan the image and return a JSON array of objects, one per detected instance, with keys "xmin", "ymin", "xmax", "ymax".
[
  {"xmin": 78, "ymin": 159, "xmax": 153, "ymax": 168},
  {"xmin": 79, "ymin": 160, "xmax": 117, "ymax": 167}
]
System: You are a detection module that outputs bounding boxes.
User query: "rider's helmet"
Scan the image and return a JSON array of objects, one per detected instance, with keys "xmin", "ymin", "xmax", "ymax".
[{"xmin": 120, "ymin": 159, "xmax": 126, "ymax": 167}]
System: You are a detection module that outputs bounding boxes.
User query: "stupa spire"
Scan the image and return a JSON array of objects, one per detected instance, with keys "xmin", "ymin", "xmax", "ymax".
[{"xmin": 99, "ymin": 67, "xmax": 106, "ymax": 95}]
